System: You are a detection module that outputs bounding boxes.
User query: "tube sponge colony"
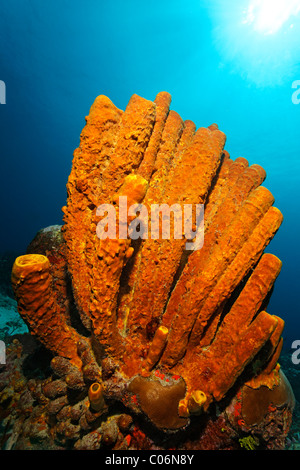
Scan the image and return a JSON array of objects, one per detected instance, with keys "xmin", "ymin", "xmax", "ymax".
[{"xmin": 9, "ymin": 92, "xmax": 294, "ymax": 448}]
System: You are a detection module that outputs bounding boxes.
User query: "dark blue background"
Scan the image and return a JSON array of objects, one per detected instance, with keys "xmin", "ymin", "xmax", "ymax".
[{"xmin": 0, "ymin": 0, "xmax": 299, "ymax": 346}]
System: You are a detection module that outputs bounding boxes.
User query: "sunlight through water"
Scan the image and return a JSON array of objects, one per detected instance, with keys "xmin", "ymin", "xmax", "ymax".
[
  {"xmin": 205, "ymin": 0, "xmax": 300, "ymax": 86},
  {"xmin": 243, "ymin": 0, "xmax": 300, "ymax": 35}
]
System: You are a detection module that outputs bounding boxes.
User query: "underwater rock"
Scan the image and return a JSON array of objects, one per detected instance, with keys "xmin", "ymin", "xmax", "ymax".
[{"xmin": 1, "ymin": 91, "xmax": 295, "ymax": 449}]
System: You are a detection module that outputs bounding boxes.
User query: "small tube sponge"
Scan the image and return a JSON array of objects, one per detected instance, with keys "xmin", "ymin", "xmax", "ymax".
[
  {"xmin": 143, "ymin": 325, "xmax": 169, "ymax": 371},
  {"xmin": 178, "ymin": 390, "xmax": 207, "ymax": 417},
  {"xmin": 88, "ymin": 382, "xmax": 105, "ymax": 412}
]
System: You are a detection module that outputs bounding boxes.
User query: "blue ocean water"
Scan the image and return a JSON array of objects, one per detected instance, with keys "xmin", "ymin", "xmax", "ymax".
[{"xmin": 0, "ymin": 0, "xmax": 299, "ymax": 350}]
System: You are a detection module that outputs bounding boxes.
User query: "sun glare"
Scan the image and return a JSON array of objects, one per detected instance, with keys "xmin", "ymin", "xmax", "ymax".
[
  {"xmin": 204, "ymin": 0, "xmax": 300, "ymax": 86},
  {"xmin": 243, "ymin": 0, "xmax": 300, "ymax": 34}
]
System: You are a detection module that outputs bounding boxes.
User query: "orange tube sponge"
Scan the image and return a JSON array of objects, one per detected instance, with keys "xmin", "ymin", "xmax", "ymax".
[
  {"xmin": 62, "ymin": 95, "xmax": 123, "ymax": 330},
  {"xmin": 143, "ymin": 325, "xmax": 169, "ymax": 372},
  {"xmin": 178, "ymin": 390, "xmax": 207, "ymax": 417},
  {"xmin": 159, "ymin": 160, "xmax": 265, "ymax": 333},
  {"xmin": 160, "ymin": 186, "xmax": 277, "ymax": 367},
  {"xmin": 138, "ymin": 91, "xmax": 172, "ymax": 181},
  {"xmin": 189, "ymin": 206, "xmax": 283, "ymax": 348},
  {"xmin": 208, "ymin": 254, "xmax": 282, "ymax": 353},
  {"xmin": 125, "ymin": 126, "xmax": 226, "ymax": 348},
  {"xmin": 203, "ymin": 156, "xmax": 248, "ymax": 228},
  {"xmin": 88, "ymin": 382, "xmax": 105, "ymax": 412},
  {"xmin": 11, "ymin": 254, "xmax": 82, "ymax": 367},
  {"xmin": 117, "ymin": 111, "xmax": 188, "ymax": 337},
  {"xmin": 117, "ymin": 110, "xmax": 186, "ymax": 338},
  {"xmin": 98, "ymin": 93, "xmax": 156, "ymax": 203},
  {"xmin": 211, "ymin": 311, "xmax": 278, "ymax": 403},
  {"xmin": 189, "ymin": 253, "xmax": 283, "ymax": 379},
  {"xmin": 88, "ymin": 173, "xmax": 148, "ymax": 355},
  {"xmin": 13, "ymin": 92, "xmax": 290, "ymax": 435},
  {"xmin": 199, "ymin": 163, "xmax": 267, "ymax": 268}
]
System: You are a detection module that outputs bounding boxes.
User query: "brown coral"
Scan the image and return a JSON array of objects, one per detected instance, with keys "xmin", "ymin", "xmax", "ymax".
[{"xmin": 10, "ymin": 91, "xmax": 293, "ymax": 444}]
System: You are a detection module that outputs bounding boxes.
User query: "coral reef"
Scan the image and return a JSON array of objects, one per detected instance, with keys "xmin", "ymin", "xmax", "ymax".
[{"xmin": 0, "ymin": 91, "xmax": 295, "ymax": 449}]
